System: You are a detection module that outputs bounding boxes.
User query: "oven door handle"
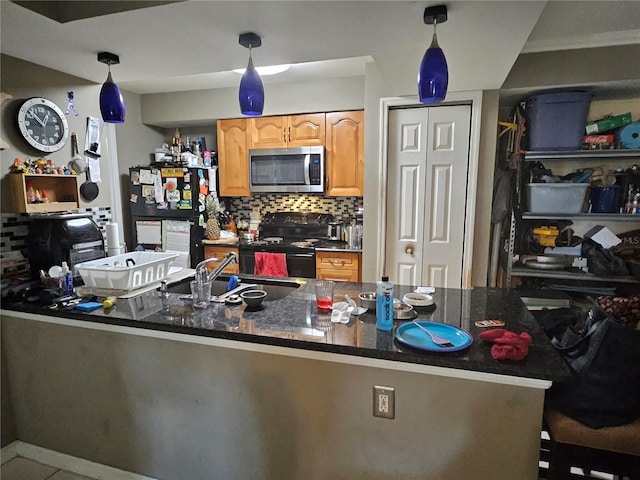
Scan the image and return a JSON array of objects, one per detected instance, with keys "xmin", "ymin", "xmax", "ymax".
[{"xmin": 286, "ymin": 253, "xmax": 315, "ymax": 259}]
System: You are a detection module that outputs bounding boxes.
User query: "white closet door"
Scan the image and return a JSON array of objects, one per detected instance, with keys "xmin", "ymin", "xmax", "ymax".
[{"xmin": 386, "ymin": 105, "xmax": 471, "ymax": 288}]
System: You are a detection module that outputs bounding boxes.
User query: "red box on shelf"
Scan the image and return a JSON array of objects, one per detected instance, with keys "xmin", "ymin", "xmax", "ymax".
[{"xmin": 583, "ymin": 134, "xmax": 615, "ymax": 145}]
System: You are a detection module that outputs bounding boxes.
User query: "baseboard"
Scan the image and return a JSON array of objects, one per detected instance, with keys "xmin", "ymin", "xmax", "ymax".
[
  {"xmin": 1, "ymin": 441, "xmax": 18, "ymax": 465},
  {"xmin": 6, "ymin": 441, "xmax": 158, "ymax": 480}
]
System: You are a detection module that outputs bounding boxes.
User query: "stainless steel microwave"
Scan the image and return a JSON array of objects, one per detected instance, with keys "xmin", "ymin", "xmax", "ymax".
[{"xmin": 248, "ymin": 146, "xmax": 324, "ymax": 193}]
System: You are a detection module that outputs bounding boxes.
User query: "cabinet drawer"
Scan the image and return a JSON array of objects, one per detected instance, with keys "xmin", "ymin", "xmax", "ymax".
[
  {"xmin": 316, "ymin": 252, "xmax": 359, "ymax": 270},
  {"xmin": 316, "ymin": 269, "xmax": 359, "ymax": 282},
  {"xmin": 203, "ymin": 246, "xmax": 239, "ymax": 274}
]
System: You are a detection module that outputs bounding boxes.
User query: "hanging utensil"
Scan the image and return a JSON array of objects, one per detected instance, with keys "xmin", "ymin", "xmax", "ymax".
[{"xmin": 69, "ymin": 133, "xmax": 86, "ymax": 174}]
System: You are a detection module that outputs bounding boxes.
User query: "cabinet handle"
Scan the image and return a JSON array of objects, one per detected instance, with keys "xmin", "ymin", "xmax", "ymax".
[
  {"xmin": 288, "ymin": 127, "xmax": 291, "ymax": 143},
  {"xmin": 330, "ymin": 260, "xmax": 345, "ymax": 266},
  {"xmin": 405, "ymin": 246, "xmax": 414, "ymax": 255},
  {"xmin": 283, "ymin": 128, "xmax": 287, "ymax": 143}
]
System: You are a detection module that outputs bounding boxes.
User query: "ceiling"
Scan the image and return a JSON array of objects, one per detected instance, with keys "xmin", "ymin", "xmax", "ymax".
[{"xmin": 1, "ymin": 1, "xmax": 639, "ymax": 96}]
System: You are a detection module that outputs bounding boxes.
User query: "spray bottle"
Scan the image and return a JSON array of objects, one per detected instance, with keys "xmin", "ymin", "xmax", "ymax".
[{"xmin": 59, "ymin": 261, "xmax": 74, "ymax": 295}]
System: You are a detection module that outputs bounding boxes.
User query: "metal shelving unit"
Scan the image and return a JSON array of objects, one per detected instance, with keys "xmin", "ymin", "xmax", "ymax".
[
  {"xmin": 501, "ymin": 149, "xmax": 640, "ymax": 288},
  {"xmin": 524, "ymin": 149, "xmax": 640, "ymax": 162}
]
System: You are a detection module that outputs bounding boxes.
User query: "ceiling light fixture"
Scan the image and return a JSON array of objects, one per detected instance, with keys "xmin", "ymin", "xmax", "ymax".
[
  {"xmin": 418, "ymin": 5, "xmax": 448, "ymax": 104},
  {"xmin": 238, "ymin": 32, "xmax": 264, "ymax": 116},
  {"xmin": 97, "ymin": 51, "xmax": 126, "ymax": 123},
  {"xmin": 233, "ymin": 64, "xmax": 291, "ymax": 76}
]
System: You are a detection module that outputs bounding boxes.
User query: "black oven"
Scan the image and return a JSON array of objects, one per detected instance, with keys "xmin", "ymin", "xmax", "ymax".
[
  {"xmin": 238, "ymin": 211, "xmax": 335, "ymax": 279},
  {"xmin": 239, "ymin": 247, "xmax": 316, "ymax": 278}
]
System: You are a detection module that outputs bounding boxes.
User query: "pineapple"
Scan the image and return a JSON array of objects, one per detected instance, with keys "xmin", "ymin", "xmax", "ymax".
[{"xmin": 205, "ymin": 194, "xmax": 221, "ymax": 240}]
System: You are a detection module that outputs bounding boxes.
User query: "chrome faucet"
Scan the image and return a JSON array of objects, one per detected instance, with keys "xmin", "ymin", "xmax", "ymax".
[{"xmin": 195, "ymin": 251, "xmax": 238, "ymax": 285}]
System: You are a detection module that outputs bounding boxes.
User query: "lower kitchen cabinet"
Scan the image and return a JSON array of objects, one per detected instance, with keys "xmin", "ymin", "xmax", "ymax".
[
  {"xmin": 203, "ymin": 245, "xmax": 239, "ymax": 274},
  {"xmin": 316, "ymin": 251, "xmax": 361, "ymax": 282}
]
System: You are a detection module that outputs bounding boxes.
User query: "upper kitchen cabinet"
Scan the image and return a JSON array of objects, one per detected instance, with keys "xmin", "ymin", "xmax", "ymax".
[
  {"xmin": 325, "ymin": 110, "xmax": 364, "ymax": 196},
  {"xmin": 217, "ymin": 118, "xmax": 251, "ymax": 197},
  {"xmin": 250, "ymin": 114, "xmax": 325, "ymax": 148}
]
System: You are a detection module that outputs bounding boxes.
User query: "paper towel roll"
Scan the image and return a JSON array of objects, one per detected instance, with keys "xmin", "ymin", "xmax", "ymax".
[
  {"xmin": 105, "ymin": 222, "xmax": 119, "ymax": 249},
  {"xmin": 617, "ymin": 122, "xmax": 640, "ymax": 149}
]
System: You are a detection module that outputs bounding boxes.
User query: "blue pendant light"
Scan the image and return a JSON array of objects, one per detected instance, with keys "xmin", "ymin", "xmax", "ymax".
[
  {"xmin": 238, "ymin": 32, "xmax": 264, "ymax": 116},
  {"xmin": 97, "ymin": 52, "xmax": 125, "ymax": 123},
  {"xmin": 418, "ymin": 5, "xmax": 449, "ymax": 104}
]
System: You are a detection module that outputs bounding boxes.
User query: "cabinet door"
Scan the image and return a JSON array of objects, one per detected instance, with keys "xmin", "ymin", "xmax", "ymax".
[
  {"xmin": 217, "ymin": 119, "xmax": 251, "ymax": 197},
  {"xmin": 203, "ymin": 246, "xmax": 240, "ymax": 274},
  {"xmin": 250, "ymin": 116, "xmax": 287, "ymax": 148},
  {"xmin": 288, "ymin": 113, "xmax": 325, "ymax": 147},
  {"xmin": 325, "ymin": 111, "xmax": 364, "ymax": 196}
]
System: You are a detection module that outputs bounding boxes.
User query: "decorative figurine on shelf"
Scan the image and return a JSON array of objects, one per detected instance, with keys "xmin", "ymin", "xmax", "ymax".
[
  {"xmin": 9, "ymin": 157, "xmax": 73, "ymax": 175},
  {"xmin": 205, "ymin": 194, "xmax": 221, "ymax": 240}
]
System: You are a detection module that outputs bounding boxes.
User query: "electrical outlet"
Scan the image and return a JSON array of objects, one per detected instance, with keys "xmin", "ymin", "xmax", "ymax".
[{"xmin": 373, "ymin": 386, "xmax": 395, "ymax": 419}]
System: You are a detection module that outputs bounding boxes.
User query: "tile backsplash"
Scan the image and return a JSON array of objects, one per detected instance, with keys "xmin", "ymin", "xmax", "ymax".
[{"xmin": 223, "ymin": 194, "xmax": 363, "ymax": 223}]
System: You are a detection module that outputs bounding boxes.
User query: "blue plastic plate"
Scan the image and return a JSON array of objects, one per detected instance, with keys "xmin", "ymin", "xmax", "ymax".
[{"xmin": 395, "ymin": 321, "xmax": 473, "ymax": 352}]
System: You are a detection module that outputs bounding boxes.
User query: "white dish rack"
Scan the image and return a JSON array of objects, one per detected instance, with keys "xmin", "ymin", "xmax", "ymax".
[{"xmin": 75, "ymin": 251, "xmax": 178, "ymax": 291}]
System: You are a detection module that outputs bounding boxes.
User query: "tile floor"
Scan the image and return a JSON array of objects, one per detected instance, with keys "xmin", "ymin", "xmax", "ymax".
[{"xmin": 1, "ymin": 457, "xmax": 94, "ymax": 480}]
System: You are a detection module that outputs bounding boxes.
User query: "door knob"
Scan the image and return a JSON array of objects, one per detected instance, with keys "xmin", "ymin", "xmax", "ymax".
[{"xmin": 405, "ymin": 246, "xmax": 414, "ymax": 255}]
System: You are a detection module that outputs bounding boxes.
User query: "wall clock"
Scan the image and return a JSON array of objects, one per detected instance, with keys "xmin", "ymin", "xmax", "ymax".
[{"xmin": 17, "ymin": 97, "xmax": 70, "ymax": 152}]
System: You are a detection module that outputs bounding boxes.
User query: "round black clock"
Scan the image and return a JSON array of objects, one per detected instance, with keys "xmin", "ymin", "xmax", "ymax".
[{"xmin": 17, "ymin": 97, "xmax": 70, "ymax": 152}]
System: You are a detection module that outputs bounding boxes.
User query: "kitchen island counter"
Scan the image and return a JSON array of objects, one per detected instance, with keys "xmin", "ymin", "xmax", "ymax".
[
  {"xmin": 2, "ymin": 277, "xmax": 568, "ymax": 386},
  {"xmin": 1, "ymin": 278, "xmax": 569, "ymax": 480}
]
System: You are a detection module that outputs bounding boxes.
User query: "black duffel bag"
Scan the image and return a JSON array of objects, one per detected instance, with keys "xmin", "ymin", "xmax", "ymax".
[
  {"xmin": 582, "ymin": 237, "xmax": 630, "ymax": 276},
  {"xmin": 546, "ymin": 304, "xmax": 640, "ymax": 429}
]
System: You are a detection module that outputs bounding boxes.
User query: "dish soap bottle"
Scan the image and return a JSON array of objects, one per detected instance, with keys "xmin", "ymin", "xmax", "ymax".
[
  {"xmin": 59, "ymin": 261, "xmax": 74, "ymax": 295},
  {"xmin": 376, "ymin": 275, "xmax": 394, "ymax": 331}
]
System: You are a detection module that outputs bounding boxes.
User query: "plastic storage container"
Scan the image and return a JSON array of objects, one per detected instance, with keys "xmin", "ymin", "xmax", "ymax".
[
  {"xmin": 75, "ymin": 251, "xmax": 178, "ymax": 291},
  {"xmin": 525, "ymin": 92, "xmax": 592, "ymax": 151},
  {"xmin": 590, "ymin": 186, "xmax": 621, "ymax": 213},
  {"xmin": 526, "ymin": 183, "xmax": 590, "ymax": 214}
]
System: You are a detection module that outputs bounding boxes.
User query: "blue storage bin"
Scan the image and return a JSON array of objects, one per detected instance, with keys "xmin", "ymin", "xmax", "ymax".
[{"xmin": 526, "ymin": 92, "xmax": 592, "ymax": 151}]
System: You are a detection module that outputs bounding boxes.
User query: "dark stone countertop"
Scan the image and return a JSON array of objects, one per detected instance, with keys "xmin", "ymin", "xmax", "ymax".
[{"xmin": 1, "ymin": 276, "xmax": 570, "ymax": 384}]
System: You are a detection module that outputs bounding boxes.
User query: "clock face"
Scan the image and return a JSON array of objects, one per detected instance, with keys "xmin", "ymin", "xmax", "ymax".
[{"xmin": 17, "ymin": 97, "xmax": 70, "ymax": 152}]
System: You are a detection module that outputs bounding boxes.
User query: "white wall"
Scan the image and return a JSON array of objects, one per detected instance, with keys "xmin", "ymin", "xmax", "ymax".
[
  {"xmin": 0, "ymin": 55, "xmax": 113, "ymax": 212},
  {"xmin": 140, "ymin": 76, "xmax": 365, "ymax": 127},
  {"xmin": 0, "ymin": 54, "xmax": 166, "ymax": 247}
]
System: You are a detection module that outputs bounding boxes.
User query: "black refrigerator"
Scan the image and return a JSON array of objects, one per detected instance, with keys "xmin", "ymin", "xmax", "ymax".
[{"xmin": 128, "ymin": 165, "xmax": 217, "ymax": 268}]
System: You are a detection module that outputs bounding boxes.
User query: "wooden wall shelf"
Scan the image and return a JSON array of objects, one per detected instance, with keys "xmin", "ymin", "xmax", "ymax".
[{"xmin": 9, "ymin": 173, "xmax": 80, "ymax": 213}]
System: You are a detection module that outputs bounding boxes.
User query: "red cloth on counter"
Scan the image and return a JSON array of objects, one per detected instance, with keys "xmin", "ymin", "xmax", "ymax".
[
  {"xmin": 253, "ymin": 252, "xmax": 288, "ymax": 277},
  {"xmin": 479, "ymin": 328, "xmax": 532, "ymax": 361}
]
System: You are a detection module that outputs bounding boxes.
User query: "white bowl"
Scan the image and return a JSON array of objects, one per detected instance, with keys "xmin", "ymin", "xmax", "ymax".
[{"xmin": 402, "ymin": 293, "xmax": 434, "ymax": 307}]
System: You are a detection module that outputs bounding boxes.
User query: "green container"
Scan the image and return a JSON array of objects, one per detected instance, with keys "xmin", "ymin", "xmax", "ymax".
[{"xmin": 585, "ymin": 112, "xmax": 632, "ymax": 134}]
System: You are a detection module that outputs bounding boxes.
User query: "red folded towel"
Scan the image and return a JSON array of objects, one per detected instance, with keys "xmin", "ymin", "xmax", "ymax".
[
  {"xmin": 479, "ymin": 328, "xmax": 532, "ymax": 361},
  {"xmin": 254, "ymin": 252, "xmax": 288, "ymax": 277}
]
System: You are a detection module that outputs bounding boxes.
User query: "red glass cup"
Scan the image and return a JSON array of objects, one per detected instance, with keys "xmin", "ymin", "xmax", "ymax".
[{"xmin": 315, "ymin": 280, "xmax": 335, "ymax": 310}]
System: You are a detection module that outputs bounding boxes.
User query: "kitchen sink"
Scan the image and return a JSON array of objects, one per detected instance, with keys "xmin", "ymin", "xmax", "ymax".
[{"xmin": 166, "ymin": 276, "xmax": 301, "ymax": 301}]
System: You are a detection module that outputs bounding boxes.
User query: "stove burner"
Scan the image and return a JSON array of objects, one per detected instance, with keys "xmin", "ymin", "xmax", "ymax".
[
  {"xmin": 249, "ymin": 240, "xmax": 268, "ymax": 246},
  {"xmin": 305, "ymin": 238, "xmax": 320, "ymax": 243},
  {"xmin": 263, "ymin": 237, "xmax": 283, "ymax": 244},
  {"xmin": 291, "ymin": 241, "xmax": 312, "ymax": 248}
]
